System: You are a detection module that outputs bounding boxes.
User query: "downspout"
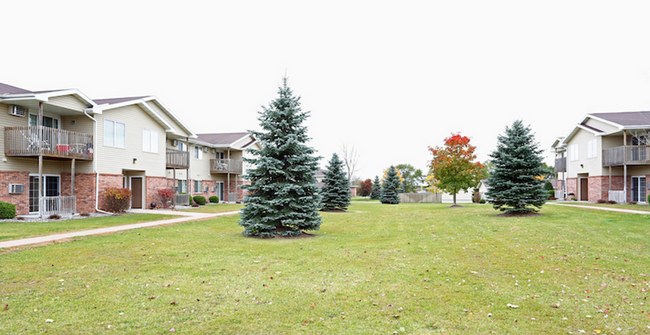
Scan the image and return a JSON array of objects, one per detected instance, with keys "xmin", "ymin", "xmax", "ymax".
[
  {"xmin": 84, "ymin": 109, "xmax": 111, "ymax": 214},
  {"xmin": 38, "ymin": 102, "xmax": 43, "ymax": 217}
]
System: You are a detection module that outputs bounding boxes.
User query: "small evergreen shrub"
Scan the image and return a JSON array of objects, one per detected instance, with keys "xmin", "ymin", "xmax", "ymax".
[
  {"xmin": 0, "ymin": 201, "xmax": 16, "ymax": 219},
  {"xmin": 570, "ymin": 197, "xmax": 576, "ymax": 201},
  {"xmin": 193, "ymin": 195, "xmax": 207, "ymax": 205},
  {"xmin": 479, "ymin": 199, "xmax": 486, "ymax": 204},
  {"xmin": 209, "ymin": 196, "xmax": 219, "ymax": 203},
  {"xmin": 104, "ymin": 188, "xmax": 132, "ymax": 213}
]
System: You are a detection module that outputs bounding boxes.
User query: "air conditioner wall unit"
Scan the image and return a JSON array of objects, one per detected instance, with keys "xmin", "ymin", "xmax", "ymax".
[
  {"xmin": 211, "ymin": 149, "xmax": 217, "ymax": 153},
  {"xmin": 9, "ymin": 184, "xmax": 25, "ymax": 194},
  {"xmin": 204, "ymin": 186, "xmax": 209, "ymax": 192},
  {"xmin": 203, "ymin": 147, "xmax": 209, "ymax": 153},
  {"xmin": 10, "ymin": 105, "xmax": 26, "ymax": 117},
  {"xmin": 172, "ymin": 139, "xmax": 178, "ymax": 146},
  {"xmin": 211, "ymin": 186, "xmax": 216, "ymax": 192}
]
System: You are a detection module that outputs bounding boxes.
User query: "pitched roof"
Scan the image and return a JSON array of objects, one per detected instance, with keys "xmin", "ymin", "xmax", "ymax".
[
  {"xmin": 196, "ymin": 132, "xmax": 250, "ymax": 146},
  {"xmin": 0, "ymin": 82, "xmax": 32, "ymax": 95},
  {"xmin": 94, "ymin": 96, "xmax": 149, "ymax": 105},
  {"xmin": 590, "ymin": 111, "xmax": 650, "ymax": 127}
]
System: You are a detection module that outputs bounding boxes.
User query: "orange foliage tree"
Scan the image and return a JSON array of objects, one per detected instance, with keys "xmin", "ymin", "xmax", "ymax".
[{"xmin": 428, "ymin": 133, "xmax": 484, "ymax": 206}]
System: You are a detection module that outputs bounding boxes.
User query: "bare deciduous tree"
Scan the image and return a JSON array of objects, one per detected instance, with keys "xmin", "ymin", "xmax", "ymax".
[{"xmin": 340, "ymin": 144, "xmax": 360, "ymax": 182}]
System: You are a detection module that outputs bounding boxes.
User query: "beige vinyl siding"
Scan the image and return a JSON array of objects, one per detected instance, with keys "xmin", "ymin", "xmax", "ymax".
[
  {"xmin": 146, "ymin": 101, "xmax": 190, "ymax": 138},
  {"xmin": 0, "ymin": 103, "xmax": 35, "ymax": 172},
  {"xmin": 566, "ymin": 129, "xmax": 603, "ymax": 178},
  {"xmin": 96, "ymin": 105, "xmax": 166, "ymax": 176},
  {"xmin": 48, "ymin": 95, "xmax": 89, "ymax": 111},
  {"xmin": 61, "ymin": 115, "xmax": 93, "ymax": 135},
  {"xmin": 189, "ymin": 143, "xmax": 212, "ymax": 182},
  {"xmin": 584, "ymin": 118, "xmax": 618, "ymax": 134}
]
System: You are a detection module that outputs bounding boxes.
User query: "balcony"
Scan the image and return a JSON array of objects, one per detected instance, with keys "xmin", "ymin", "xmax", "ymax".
[
  {"xmin": 554, "ymin": 157, "xmax": 566, "ymax": 172},
  {"xmin": 4, "ymin": 126, "xmax": 93, "ymax": 160},
  {"xmin": 166, "ymin": 148, "xmax": 189, "ymax": 169},
  {"xmin": 603, "ymin": 145, "xmax": 650, "ymax": 167},
  {"xmin": 210, "ymin": 159, "xmax": 243, "ymax": 174}
]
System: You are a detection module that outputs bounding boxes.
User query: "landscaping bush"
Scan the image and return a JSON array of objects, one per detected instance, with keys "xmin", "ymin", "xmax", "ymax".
[
  {"xmin": 193, "ymin": 195, "xmax": 207, "ymax": 205},
  {"xmin": 479, "ymin": 199, "xmax": 486, "ymax": 204},
  {"xmin": 596, "ymin": 199, "xmax": 608, "ymax": 204},
  {"xmin": 104, "ymin": 188, "xmax": 132, "ymax": 213},
  {"xmin": 647, "ymin": 193, "xmax": 650, "ymax": 204},
  {"xmin": 209, "ymin": 196, "xmax": 219, "ymax": 203},
  {"xmin": 608, "ymin": 200, "xmax": 617, "ymax": 204},
  {"xmin": 48, "ymin": 214, "xmax": 61, "ymax": 220},
  {"xmin": 473, "ymin": 192, "xmax": 481, "ymax": 204},
  {"xmin": 547, "ymin": 189, "xmax": 555, "ymax": 198},
  {"xmin": 0, "ymin": 201, "xmax": 16, "ymax": 219},
  {"xmin": 158, "ymin": 188, "xmax": 175, "ymax": 208}
]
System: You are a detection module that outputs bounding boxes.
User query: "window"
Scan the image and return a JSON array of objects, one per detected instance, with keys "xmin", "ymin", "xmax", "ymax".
[
  {"xmin": 194, "ymin": 146, "xmax": 203, "ymax": 159},
  {"xmin": 177, "ymin": 141, "xmax": 187, "ymax": 151},
  {"xmin": 194, "ymin": 180, "xmax": 203, "ymax": 193},
  {"xmin": 176, "ymin": 180, "xmax": 187, "ymax": 193},
  {"xmin": 104, "ymin": 119, "xmax": 125, "ymax": 148},
  {"xmin": 569, "ymin": 144, "xmax": 579, "ymax": 161},
  {"xmin": 29, "ymin": 114, "xmax": 60, "ymax": 129},
  {"xmin": 142, "ymin": 129, "xmax": 159, "ymax": 153},
  {"xmin": 587, "ymin": 139, "xmax": 598, "ymax": 159}
]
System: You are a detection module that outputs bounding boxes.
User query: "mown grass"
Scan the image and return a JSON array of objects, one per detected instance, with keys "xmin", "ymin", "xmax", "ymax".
[
  {"xmin": 180, "ymin": 204, "xmax": 243, "ymax": 213},
  {"xmin": 0, "ymin": 214, "xmax": 176, "ymax": 242},
  {"xmin": 0, "ymin": 203, "xmax": 649, "ymax": 334}
]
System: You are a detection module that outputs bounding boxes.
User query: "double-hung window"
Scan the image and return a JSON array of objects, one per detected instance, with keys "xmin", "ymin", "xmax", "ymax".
[
  {"xmin": 569, "ymin": 144, "xmax": 579, "ymax": 161},
  {"xmin": 104, "ymin": 119, "xmax": 125, "ymax": 148},
  {"xmin": 194, "ymin": 180, "xmax": 203, "ymax": 193},
  {"xmin": 587, "ymin": 139, "xmax": 598, "ymax": 159},
  {"xmin": 142, "ymin": 128, "xmax": 159, "ymax": 153},
  {"xmin": 195, "ymin": 146, "xmax": 203, "ymax": 160}
]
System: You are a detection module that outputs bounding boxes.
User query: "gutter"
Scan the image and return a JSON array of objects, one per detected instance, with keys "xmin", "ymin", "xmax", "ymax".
[{"xmin": 84, "ymin": 109, "xmax": 111, "ymax": 215}]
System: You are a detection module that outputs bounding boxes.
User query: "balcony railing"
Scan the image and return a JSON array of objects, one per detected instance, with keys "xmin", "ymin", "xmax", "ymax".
[
  {"xmin": 166, "ymin": 148, "xmax": 189, "ymax": 169},
  {"xmin": 4, "ymin": 126, "xmax": 93, "ymax": 160},
  {"xmin": 210, "ymin": 159, "xmax": 243, "ymax": 174},
  {"xmin": 603, "ymin": 145, "xmax": 650, "ymax": 167},
  {"xmin": 40, "ymin": 196, "xmax": 76, "ymax": 216},
  {"xmin": 554, "ymin": 157, "xmax": 566, "ymax": 172}
]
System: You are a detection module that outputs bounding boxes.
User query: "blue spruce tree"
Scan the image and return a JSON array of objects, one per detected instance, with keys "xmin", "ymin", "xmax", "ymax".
[
  {"xmin": 239, "ymin": 78, "xmax": 322, "ymax": 237},
  {"xmin": 320, "ymin": 153, "xmax": 351, "ymax": 211},
  {"xmin": 381, "ymin": 166, "xmax": 401, "ymax": 204}
]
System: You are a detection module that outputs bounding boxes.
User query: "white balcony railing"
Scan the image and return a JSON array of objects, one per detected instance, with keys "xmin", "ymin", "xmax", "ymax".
[{"xmin": 40, "ymin": 196, "xmax": 76, "ymax": 216}]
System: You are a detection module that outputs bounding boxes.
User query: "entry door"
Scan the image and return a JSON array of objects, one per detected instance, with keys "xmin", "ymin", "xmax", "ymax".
[
  {"xmin": 579, "ymin": 178, "xmax": 589, "ymax": 201},
  {"xmin": 131, "ymin": 177, "xmax": 143, "ymax": 209},
  {"xmin": 632, "ymin": 176, "xmax": 646, "ymax": 203},
  {"xmin": 29, "ymin": 175, "xmax": 60, "ymax": 213}
]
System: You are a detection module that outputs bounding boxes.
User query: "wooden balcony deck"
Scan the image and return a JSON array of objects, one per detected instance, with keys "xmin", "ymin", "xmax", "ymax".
[
  {"xmin": 603, "ymin": 145, "xmax": 650, "ymax": 167},
  {"xmin": 554, "ymin": 157, "xmax": 566, "ymax": 172},
  {"xmin": 210, "ymin": 159, "xmax": 243, "ymax": 174},
  {"xmin": 4, "ymin": 126, "xmax": 93, "ymax": 160},
  {"xmin": 166, "ymin": 148, "xmax": 189, "ymax": 169}
]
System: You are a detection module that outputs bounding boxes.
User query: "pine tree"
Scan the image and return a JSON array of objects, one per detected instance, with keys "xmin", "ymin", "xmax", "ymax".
[
  {"xmin": 381, "ymin": 166, "xmax": 401, "ymax": 204},
  {"xmin": 370, "ymin": 176, "xmax": 381, "ymax": 200},
  {"xmin": 486, "ymin": 120, "xmax": 547, "ymax": 214},
  {"xmin": 320, "ymin": 153, "xmax": 351, "ymax": 211},
  {"xmin": 239, "ymin": 78, "xmax": 322, "ymax": 237}
]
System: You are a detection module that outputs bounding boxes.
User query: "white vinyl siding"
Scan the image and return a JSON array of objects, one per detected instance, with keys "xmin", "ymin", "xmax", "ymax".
[
  {"xmin": 569, "ymin": 144, "xmax": 579, "ymax": 161},
  {"xmin": 587, "ymin": 139, "xmax": 598, "ymax": 159},
  {"xmin": 104, "ymin": 119, "xmax": 125, "ymax": 148},
  {"xmin": 142, "ymin": 128, "xmax": 159, "ymax": 153}
]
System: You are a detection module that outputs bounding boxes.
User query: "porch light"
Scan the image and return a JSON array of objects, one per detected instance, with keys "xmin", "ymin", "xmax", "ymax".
[{"xmin": 133, "ymin": 158, "xmax": 137, "ymax": 164}]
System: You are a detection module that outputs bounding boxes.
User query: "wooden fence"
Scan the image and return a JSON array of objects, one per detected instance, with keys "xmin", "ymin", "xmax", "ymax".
[{"xmin": 399, "ymin": 193, "xmax": 442, "ymax": 203}]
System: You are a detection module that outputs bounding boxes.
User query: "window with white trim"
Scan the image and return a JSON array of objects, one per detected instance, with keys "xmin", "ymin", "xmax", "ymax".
[
  {"xmin": 587, "ymin": 139, "xmax": 598, "ymax": 158},
  {"xmin": 194, "ymin": 146, "xmax": 203, "ymax": 159},
  {"xmin": 569, "ymin": 144, "xmax": 579, "ymax": 161},
  {"xmin": 104, "ymin": 119, "xmax": 125, "ymax": 148},
  {"xmin": 142, "ymin": 128, "xmax": 159, "ymax": 153},
  {"xmin": 194, "ymin": 180, "xmax": 203, "ymax": 193}
]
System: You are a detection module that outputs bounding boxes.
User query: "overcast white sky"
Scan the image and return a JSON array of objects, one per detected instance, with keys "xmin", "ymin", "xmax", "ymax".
[{"xmin": 5, "ymin": 1, "xmax": 650, "ymax": 179}]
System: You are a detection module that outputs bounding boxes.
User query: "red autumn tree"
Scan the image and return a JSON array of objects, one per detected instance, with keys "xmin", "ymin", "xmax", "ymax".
[
  {"xmin": 358, "ymin": 179, "xmax": 373, "ymax": 197},
  {"xmin": 428, "ymin": 133, "xmax": 484, "ymax": 206}
]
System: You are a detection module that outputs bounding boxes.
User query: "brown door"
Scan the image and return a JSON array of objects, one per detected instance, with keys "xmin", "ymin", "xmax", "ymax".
[
  {"xmin": 579, "ymin": 178, "xmax": 588, "ymax": 201},
  {"xmin": 131, "ymin": 177, "xmax": 143, "ymax": 209}
]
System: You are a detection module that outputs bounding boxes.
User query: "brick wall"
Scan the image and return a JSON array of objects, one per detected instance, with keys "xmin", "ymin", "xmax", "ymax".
[
  {"xmin": 567, "ymin": 178, "xmax": 577, "ymax": 199},
  {"xmin": 97, "ymin": 174, "xmax": 125, "ymax": 211},
  {"xmin": 61, "ymin": 173, "xmax": 97, "ymax": 214},
  {"xmin": 146, "ymin": 176, "xmax": 172, "ymax": 209},
  {"xmin": 227, "ymin": 180, "xmax": 250, "ymax": 202},
  {"xmin": 588, "ymin": 176, "xmax": 608, "ymax": 202},
  {"xmin": 0, "ymin": 171, "xmax": 30, "ymax": 215}
]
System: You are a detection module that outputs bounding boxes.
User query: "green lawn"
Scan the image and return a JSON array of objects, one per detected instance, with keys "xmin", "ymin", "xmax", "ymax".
[
  {"xmin": 1, "ymin": 203, "xmax": 649, "ymax": 334},
  {"xmin": 180, "ymin": 203, "xmax": 243, "ymax": 213},
  {"xmin": 558, "ymin": 202, "xmax": 650, "ymax": 212},
  {"xmin": 0, "ymin": 214, "xmax": 176, "ymax": 242}
]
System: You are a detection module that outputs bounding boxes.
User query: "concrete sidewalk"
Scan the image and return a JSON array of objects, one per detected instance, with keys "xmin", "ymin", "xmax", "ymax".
[
  {"xmin": 0, "ymin": 210, "xmax": 239, "ymax": 249},
  {"xmin": 548, "ymin": 202, "xmax": 650, "ymax": 214}
]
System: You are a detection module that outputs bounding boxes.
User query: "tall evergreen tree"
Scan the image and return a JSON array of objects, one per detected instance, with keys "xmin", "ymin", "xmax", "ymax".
[
  {"xmin": 320, "ymin": 153, "xmax": 351, "ymax": 211},
  {"xmin": 486, "ymin": 120, "xmax": 547, "ymax": 214},
  {"xmin": 239, "ymin": 78, "xmax": 322, "ymax": 237},
  {"xmin": 381, "ymin": 166, "xmax": 401, "ymax": 204},
  {"xmin": 370, "ymin": 176, "xmax": 381, "ymax": 200}
]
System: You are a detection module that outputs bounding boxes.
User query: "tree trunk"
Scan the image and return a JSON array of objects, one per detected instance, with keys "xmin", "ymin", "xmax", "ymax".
[{"xmin": 453, "ymin": 189, "xmax": 457, "ymax": 205}]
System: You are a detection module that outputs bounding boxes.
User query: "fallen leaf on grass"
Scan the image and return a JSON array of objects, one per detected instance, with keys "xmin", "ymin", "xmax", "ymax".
[{"xmin": 507, "ymin": 304, "xmax": 519, "ymax": 308}]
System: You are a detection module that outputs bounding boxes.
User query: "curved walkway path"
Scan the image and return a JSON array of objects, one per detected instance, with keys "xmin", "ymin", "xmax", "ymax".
[
  {"xmin": 548, "ymin": 202, "xmax": 650, "ymax": 214},
  {"xmin": 0, "ymin": 209, "xmax": 239, "ymax": 249}
]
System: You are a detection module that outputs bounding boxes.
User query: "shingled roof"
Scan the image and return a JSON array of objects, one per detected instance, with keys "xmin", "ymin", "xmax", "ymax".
[
  {"xmin": 94, "ymin": 96, "xmax": 149, "ymax": 105},
  {"xmin": 591, "ymin": 111, "xmax": 650, "ymax": 127},
  {"xmin": 0, "ymin": 82, "xmax": 32, "ymax": 95},
  {"xmin": 196, "ymin": 132, "xmax": 250, "ymax": 146}
]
